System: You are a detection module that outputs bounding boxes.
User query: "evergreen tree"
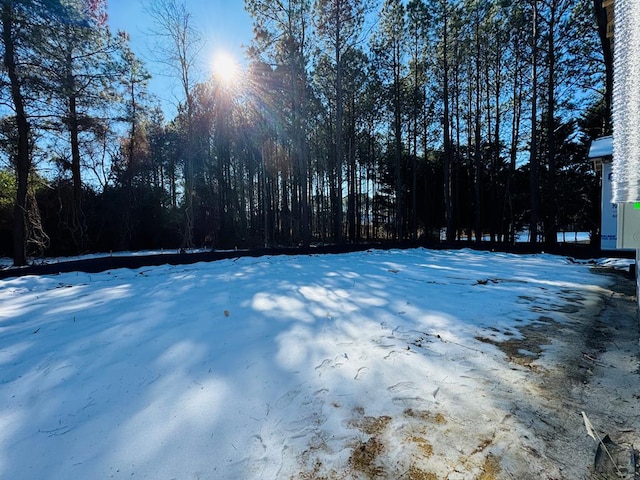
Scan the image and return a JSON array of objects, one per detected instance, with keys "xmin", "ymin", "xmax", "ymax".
[
  {"xmin": 39, "ymin": 0, "xmax": 120, "ymax": 252},
  {"xmin": 371, "ymin": 0, "xmax": 407, "ymax": 240},
  {"xmin": 246, "ymin": 0, "xmax": 312, "ymax": 246},
  {"xmin": 0, "ymin": 0, "xmax": 69, "ymax": 265},
  {"xmin": 314, "ymin": 0, "xmax": 374, "ymax": 243}
]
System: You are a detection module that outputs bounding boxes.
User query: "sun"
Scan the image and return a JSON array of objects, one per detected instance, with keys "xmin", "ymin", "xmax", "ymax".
[{"xmin": 212, "ymin": 50, "xmax": 241, "ymax": 86}]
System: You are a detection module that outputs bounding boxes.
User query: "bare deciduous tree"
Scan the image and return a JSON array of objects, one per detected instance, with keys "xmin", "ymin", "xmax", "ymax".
[{"xmin": 146, "ymin": 0, "xmax": 202, "ymax": 249}]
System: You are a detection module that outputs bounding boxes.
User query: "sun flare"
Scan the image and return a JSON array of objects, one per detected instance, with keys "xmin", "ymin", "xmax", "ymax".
[{"xmin": 212, "ymin": 50, "xmax": 241, "ymax": 86}]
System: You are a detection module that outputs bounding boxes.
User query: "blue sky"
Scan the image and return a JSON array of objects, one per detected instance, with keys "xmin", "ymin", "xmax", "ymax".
[{"xmin": 107, "ymin": 0, "xmax": 254, "ymax": 116}]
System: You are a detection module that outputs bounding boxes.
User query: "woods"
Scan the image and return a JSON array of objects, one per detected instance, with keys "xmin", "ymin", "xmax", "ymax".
[{"xmin": 0, "ymin": 0, "xmax": 609, "ymax": 265}]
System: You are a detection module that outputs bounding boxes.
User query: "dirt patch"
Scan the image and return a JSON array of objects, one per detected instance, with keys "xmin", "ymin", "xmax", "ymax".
[
  {"xmin": 297, "ymin": 459, "xmax": 331, "ymax": 480},
  {"xmin": 294, "ymin": 267, "xmax": 640, "ymax": 479},
  {"xmin": 403, "ymin": 466, "xmax": 438, "ymax": 480},
  {"xmin": 403, "ymin": 408, "xmax": 447, "ymax": 425},
  {"xmin": 348, "ymin": 415, "xmax": 392, "ymax": 436},
  {"xmin": 495, "ymin": 267, "xmax": 640, "ymax": 479},
  {"xmin": 349, "ymin": 436, "xmax": 385, "ymax": 478},
  {"xmin": 478, "ymin": 454, "xmax": 502, "ymax": 480},
  {"xmin": 475, "ymin": 321, "xmax": 551, "ymax": 372},
  {"xmin": 408, "ymin": 436, "xmax": 433, "ymax": 457}
]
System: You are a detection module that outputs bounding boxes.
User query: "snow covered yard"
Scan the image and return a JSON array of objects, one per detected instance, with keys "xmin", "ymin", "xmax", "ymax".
[{"xmin": 0, "ymin": 248, "xmax": 633, "ymax": 479}]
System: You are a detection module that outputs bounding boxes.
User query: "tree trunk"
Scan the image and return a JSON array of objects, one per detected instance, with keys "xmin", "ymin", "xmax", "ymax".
[
  {"xmin": 529, "ymin": 1, "xmax": 540, "ymax": 245},
  {"xmin": 507, "ymin": 30, "xmax": 523, "ymax": 244},
  {"xmin": 60, "ymin": 30, "xmax": 88, "ymax": 252},
  {"xmin": 335, "ymin": 28, "xmax": 344, "ymax": 244},
  {"xmin": 493, "ymin": 27, "xmax": 502, "ymax": 242},
  {"xmin": 295, "ymin": 26, "xmax": 310, "ymax": 247},
  {"xmin": 2, "ymin": 2, "xmax": 29, "ymax": 266},
  {"xmin": 473, "ymin": 14, "xmax": 482, "ymax": 244},
  {"xmin": 393, "ymin": 38, "xmax": 403, "ymax": 240},
  {"xmin": 443, "ymin": 5, "xmax": 454, "ymax": 242},
  {"xmin": 545, "ymin": 2, "xmax": 558, "ymax": 246},
  {"xmin": 593, "ymin": 0, "xmax": 612, "ymax": 133},
  {"xmin": 347, "ymin": 97, "xmax": 356, "ymax": 241},
  {"xmin": 68, "ymin": 92, "xmax": 85, "ymax": 249}
]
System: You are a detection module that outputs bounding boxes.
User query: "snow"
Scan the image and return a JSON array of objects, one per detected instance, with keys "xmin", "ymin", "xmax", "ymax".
[
  {"xmin": 588, "ymin": 135, "xmax": 613, "ymax": 159},
  {"xmin": 0, "ymin": 248, "xmax": 621, "ymax": 478}
]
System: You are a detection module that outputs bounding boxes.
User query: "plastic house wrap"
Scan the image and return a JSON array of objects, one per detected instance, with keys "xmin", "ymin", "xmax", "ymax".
[{"xmin": 613, "ymin": 0, "xmax": 640, "ymax": 249}]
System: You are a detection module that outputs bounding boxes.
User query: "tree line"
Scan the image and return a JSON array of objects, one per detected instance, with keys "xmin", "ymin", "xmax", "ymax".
[{"xmin": 0, "ymin": 0, "xmax": 610, "ymax": 266}]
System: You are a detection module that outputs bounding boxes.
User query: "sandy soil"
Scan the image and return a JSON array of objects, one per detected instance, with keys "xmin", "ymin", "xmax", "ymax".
[
  {"xmin": 521, "ymin": 267, "xmax": 640, "ymax": 480},
  {"xmin": 295, "ymin": 267, "xmax": 640, "ymax": 480},
  {"xmin": 481, "ymin": 267, "xmax": 640, "ymax": 480}
]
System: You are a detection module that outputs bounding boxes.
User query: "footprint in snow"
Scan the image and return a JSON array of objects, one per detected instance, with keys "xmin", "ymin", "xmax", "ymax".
[
  {"xmin": 275, "ymin": 388, "xmax": 301, "ymax": 409},
  {"xmin": 249, "ymin": 434, "xmax": 267, "ymax": 456},
  {"xmin": 354, "ymin": 367, "xmax": 369, "ymax": 380},
  {"xmin": 314, "ymin": 359, "xmax": 332, "ymax": 372},
  {"xmin": 313, "ymin": 388, "xmax": 329, "ymax": 397},
  {"xmin": 387, "ymin": 381, "xmax": 418, "ymax": 393},
  {"xmin": 391, "ymin": 396, "xmax": 425, "ymax": 409},
  {"xmin": 285, "ymin": 412, "xmax": 327, "ymax": 433}
]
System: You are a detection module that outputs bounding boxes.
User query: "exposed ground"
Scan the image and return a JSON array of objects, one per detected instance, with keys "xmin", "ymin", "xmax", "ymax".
[
  {"xmin": 2, "ymin": 251, "xmax": 637, "ymax": 479},
  {"xmin": 295, "ymin": 267, "xmax": 640, "ymax": 479},
  {"xmin": 479, "ymin": 267, "xmax": 640, "ymax": 479}
]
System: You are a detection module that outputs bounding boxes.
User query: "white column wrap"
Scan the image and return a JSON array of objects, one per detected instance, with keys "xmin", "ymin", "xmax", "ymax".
[{"xmin": 613, "ymin": 0, "xmax": 640, "ymax": 203}]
